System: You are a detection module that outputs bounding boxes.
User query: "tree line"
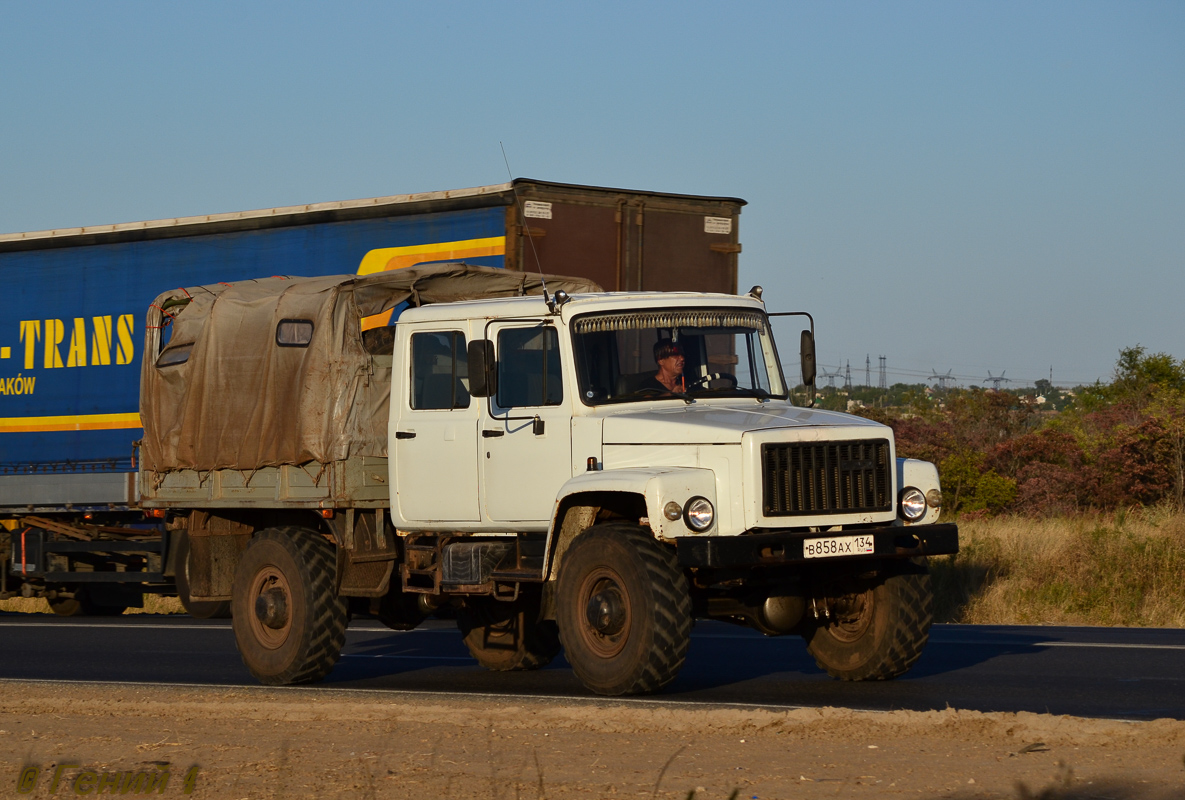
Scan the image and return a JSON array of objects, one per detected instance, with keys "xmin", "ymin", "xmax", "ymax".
[{"xmin": 850, "ymin": 347, "xmax": 1185, "ymax": 517}]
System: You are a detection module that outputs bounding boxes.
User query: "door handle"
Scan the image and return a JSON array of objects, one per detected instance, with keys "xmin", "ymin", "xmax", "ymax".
[
  {"xmin": 481, "ymin": 429, "xmax": 505, "ymax": 438},
  {"xmin": 395, "ymin": 431, "xmax": 416, "ymax": 439}
]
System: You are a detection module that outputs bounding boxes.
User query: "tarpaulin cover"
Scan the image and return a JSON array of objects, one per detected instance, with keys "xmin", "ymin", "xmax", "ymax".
[{"xmin": 140, "ymin": 263, "xmax": 600, "ymax": 472}]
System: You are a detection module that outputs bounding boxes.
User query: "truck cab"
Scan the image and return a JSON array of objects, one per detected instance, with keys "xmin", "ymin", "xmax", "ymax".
[{"xmin": 380, "ymin": 289, "xmax": 956, "ymax": 694}]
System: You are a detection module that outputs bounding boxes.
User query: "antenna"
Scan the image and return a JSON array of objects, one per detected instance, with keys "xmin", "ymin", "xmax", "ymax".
[
  {"xmin": 985, "ymin": 370, "xmax": 1010, "ymax": 390},
  {"xmin": 865, "ymin": 354, "xmax": 871, "ymax": 387},
  {"xmin": 499, "ymin": 142, "xmax": 549, "ymax": 305},
  {"xmin": 844, "ymin": 360, "xmax": 852, "ymax": 390},
  {"xmin": 878, "ymin": 355, "xmax": 887, "ymax": 389}
]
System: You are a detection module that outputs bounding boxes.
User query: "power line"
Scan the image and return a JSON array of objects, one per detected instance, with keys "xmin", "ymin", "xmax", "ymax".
[{"xmin": 786, "ymin": 359, "xmax": 1099, "ymax": 388}]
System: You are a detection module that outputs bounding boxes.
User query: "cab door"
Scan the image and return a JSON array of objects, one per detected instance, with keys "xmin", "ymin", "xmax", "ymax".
[
  {"xmin": 392, "ymin": 325, "xmax": 481, "ymax": 523},
  {"xmin": 480, "ymin": 322, "xmax": 573, "ymax": 525}
]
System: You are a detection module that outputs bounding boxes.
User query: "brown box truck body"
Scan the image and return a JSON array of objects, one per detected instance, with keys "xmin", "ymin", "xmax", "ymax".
[{"xmin": 502, "ymin": 179, "xmax": 744, "ymax": 293}]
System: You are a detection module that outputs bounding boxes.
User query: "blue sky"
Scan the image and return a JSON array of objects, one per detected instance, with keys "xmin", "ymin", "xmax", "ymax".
[{"xmin": 2, "ymin": 1, "xmax": 1181, "ymax": 387}]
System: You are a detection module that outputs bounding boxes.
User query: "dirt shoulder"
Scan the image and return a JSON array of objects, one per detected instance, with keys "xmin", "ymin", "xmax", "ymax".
[{"xmin": 2, "ymin": 681, "xmax": 1183, "ymax": 799}]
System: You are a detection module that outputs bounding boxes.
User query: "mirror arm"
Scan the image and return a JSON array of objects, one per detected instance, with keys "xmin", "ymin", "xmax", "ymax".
[{"xmin": 767, "ymin": 311, "xmax": 817, "ymax": 408}]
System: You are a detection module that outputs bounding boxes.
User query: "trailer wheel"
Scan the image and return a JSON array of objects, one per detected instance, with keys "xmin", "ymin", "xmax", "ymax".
[
  {"xmin": 555, "ymin": 523, "xmax": 692, "ymax": 696},
  {"xmin": 48, "ymin": 595, "xmax": 86, "ymax": 616},
  {"xmin": 457, "ymin": 591, "xmax": 560, "ymax": 671},
  {"xmin": 231, "ymin": 528, "xmax": 347, "ymax": 685},
  {"xmin": 376, "ymin": 587, "xmax": 428, "ymax": 632},
  {"xmin": 48, "ymin": 589, "xmax": 127, "ymax": 617},
  {"xmin": 805, "ymin": 561, "xmax": 933, "ymax": 681},
  {"xmin": 175, "ymin": 533, "xmax": 232, "ymax": 620}
]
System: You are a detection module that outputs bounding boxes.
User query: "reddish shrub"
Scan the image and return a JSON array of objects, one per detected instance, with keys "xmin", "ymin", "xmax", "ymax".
[
  {"xmin": 1012, "ymin": 462, "xmax": 1095, "ymax": 515},
  {"xmin": 891, "ymin": 416, "xmax": 957, "ymax": 465},
  {"xmin": 987, "ymin": 428, "xmax": 1083, "ymax": 477}
]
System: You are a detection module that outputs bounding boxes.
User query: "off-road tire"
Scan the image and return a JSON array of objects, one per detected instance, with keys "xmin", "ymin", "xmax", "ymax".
[
  {"xmin": 231, "ymin": 528, "xmax": 347, "ymax": 685},
  {"xmin": 805, "ymin": 560, "xmax": 933, "ymax": 681},
  {"xmin": 175, "ymin": 532, "xmax": 232, "ymax": 620},
  {"xmin": 457, "ymin": 591, "xmax": 560, "ymax": 671},
  {"xmin": 555, "ymin": 523, "xmax": 692, "ymax": 696}
]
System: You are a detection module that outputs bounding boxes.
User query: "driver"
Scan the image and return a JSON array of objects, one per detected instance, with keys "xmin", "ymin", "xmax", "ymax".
[{"xmin": 638, "ymin": 339, "xmax": 686, "ymax": 394}]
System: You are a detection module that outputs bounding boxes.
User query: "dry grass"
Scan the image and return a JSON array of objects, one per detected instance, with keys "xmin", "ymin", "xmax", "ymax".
[
  {"xmin": 931, "ymin": 508, "xmax": 1185, "ymax": 626},
  {"xmin": 0, "ymin": 594, "xmax": 184, "ymax": 615}
]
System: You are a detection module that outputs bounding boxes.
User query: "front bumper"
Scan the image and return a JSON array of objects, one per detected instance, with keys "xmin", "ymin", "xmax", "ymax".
[{"xmin": 676, "ymin": 523, "xmax": 959, "ymax": 569}]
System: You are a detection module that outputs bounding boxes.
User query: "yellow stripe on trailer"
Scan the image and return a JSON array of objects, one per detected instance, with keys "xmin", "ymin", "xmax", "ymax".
[
  {"xmin": 356, "ymin": 236, "xmax": 506, "ymax": 275},
  {"xmin": 0, "ymin": 412, "xmax": 142, "ymax": 433},
  {"xmin": 357, "ymin": 236, "xmax": 507, "ymax": 330}
]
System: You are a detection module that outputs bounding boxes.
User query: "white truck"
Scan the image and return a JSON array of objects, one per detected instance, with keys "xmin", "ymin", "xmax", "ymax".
[{"xmin": 135, "ymin": 263, "xmax": 957, "ymax": 696}]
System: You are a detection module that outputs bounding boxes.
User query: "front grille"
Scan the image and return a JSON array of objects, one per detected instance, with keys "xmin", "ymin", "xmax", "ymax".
[{"xmin": 762, "ymin": 439, "xmax": 892, "ymax": 516}]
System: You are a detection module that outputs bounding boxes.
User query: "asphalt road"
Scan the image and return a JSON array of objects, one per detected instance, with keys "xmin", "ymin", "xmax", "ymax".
[{"xmin": 2, "ymin": 614, "xmax": 1183, "ymax": 721}]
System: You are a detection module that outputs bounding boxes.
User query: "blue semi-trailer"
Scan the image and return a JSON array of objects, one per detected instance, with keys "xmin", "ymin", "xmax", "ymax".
[{"xmin": 0, "ymin": 179, "xmax": 744, "ymax": 615}]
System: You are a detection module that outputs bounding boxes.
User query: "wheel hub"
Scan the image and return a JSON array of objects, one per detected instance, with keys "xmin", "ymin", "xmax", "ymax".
[
  {"xmin": 255, "ymin": 588, "xmax": 289, "ymax": 629},
  {"xmin": 823, "ymin": 589, "xmax": 874, "ymax": 643},
  {"xmin": 246, "ymin": 565, "xmax": 293, "ymax": 649},
  {"xmin": 586, "ymin": 585, "xmax": 627, "ymax": 636},
  {"xmin": 576, "ymin": 569, "xmax": 632, "ymax": 658}
]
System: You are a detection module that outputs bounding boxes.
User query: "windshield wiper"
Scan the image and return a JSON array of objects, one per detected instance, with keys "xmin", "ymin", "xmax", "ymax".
[{"xmin": 729, "ymin": 386, "xmax": 771, "ymax": 401}]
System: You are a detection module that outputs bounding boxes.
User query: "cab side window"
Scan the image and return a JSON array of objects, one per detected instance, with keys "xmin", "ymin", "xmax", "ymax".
[
  {"xmin": 410, "ymin": 331, "xmax": 470, "ymax": 410},
  {"xmin": 497, "ymin": 326, "xmax": 562, "ymax": 408}
]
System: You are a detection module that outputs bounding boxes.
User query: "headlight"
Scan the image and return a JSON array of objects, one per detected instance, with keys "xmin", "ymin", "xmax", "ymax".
[
  {"xmin": 683, "ymin": 496, "xmax": 714, "ymax": 532},
  {"xmin": 898, "ymin": 487, "xmax": 927, "ymax": 521}
]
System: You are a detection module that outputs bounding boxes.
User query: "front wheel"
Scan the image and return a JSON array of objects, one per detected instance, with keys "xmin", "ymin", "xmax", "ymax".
[
  {"xmin": 231, "ymin": 528, "xmax": 347, "ymax": 685},
  {"xmin": 804, "ymin": 561, "xmax": 933, "ymax": 681},
  {"xmin": 555, "ymin": 523, "xmax": 692, "ymax": 696}
]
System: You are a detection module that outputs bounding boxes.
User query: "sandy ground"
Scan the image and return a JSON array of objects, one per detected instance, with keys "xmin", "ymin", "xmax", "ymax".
[{"xmin": 1, "ymin": 682, "xmax": 1183, "ymax": 800}]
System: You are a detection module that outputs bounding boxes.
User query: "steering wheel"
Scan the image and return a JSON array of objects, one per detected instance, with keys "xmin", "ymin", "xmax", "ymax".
[{"xmin": 689, "ymin": 372, "xmax": 738, "ymax": 391}]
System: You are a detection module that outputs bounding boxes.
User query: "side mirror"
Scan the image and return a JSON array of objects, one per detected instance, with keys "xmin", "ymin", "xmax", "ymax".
[
  {"xmin": 467, "ymin": 339, "xmax": 497, "ymax": 397},
  {"xmin": 800, "ymin": 330, "xmax": 816, "ymax": 388}
]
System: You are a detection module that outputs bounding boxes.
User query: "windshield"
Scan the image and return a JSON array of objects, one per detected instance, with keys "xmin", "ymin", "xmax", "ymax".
[{"xmin": 571, "ymin": 308, "xmax": 787, "ymax": 405}]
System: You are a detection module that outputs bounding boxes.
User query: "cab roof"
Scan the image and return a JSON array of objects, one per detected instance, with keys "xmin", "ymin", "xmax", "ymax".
[{"xmin": 400, "ymin": 289, "xmax": 765, "ymax": 323}]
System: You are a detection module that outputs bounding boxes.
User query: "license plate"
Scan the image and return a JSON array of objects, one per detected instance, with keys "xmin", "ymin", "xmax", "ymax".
[{"xmin": 803, "ymin": 534, "xmax": 875, "ymax": 559}]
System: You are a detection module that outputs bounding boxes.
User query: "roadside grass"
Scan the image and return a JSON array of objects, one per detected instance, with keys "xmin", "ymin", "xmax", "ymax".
[{"xmin": 931, "ymin": 508, "xmax": 1185, "ymax": 627}]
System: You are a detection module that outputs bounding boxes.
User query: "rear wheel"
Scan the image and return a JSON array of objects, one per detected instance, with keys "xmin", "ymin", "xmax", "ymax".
[
  {"xmin": 231, "ymin": 528, "xmax": 347, "ymax": 685},
  {"xmin": 555, "ymin": 523, "xmax": 692, "ymax": 696},
  {"xmin": 457, "ymin": 591, "xmax": 560, "ymax": 671},
  {"xmin": 175, "ymin": 533, "xmax": 232, "ymax": 619},
  {"xmin": 805, "ymin": 561, "xmax": 933, "ymax": 681}
]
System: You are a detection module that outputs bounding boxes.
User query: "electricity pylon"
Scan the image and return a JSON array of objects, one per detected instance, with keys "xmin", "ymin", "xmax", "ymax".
[
  {"xmin": 819, "ymin": 366, "xmax": 843, "ymax": 388},
  {"xmin": 929, "ymin": 369, "xmax": 956, "ymax": 390},
  {"xmin": 985, "ymin": 371, "xmax": 1010, "ymax": 390}
]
